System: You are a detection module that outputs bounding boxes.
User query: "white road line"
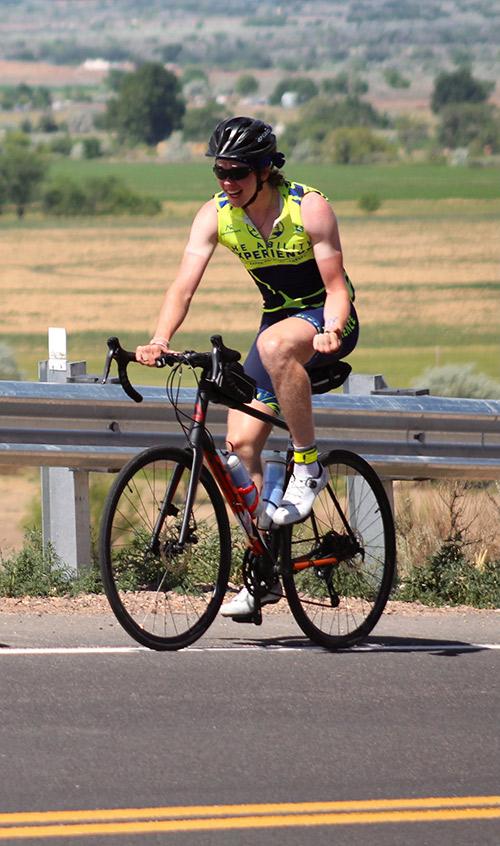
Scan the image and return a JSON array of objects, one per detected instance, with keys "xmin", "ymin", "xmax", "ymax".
[{"xmin": 0, "ymin": 643, "xmax": 498, "ymax": 655}]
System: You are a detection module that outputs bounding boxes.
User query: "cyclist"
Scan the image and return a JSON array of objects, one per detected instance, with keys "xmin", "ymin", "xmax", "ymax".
[{"xmin": 136, "ymin": 116, "xmax": 359, "ymax": 617}]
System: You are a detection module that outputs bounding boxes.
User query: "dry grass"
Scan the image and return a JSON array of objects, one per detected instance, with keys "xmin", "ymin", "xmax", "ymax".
[
  {"xmin": 1, "ymin": 199, "xmax": 499, "ymax": 340},
  {"xmin": 395, "ymin": 480, "xmax": 500, "ymax": 575}
]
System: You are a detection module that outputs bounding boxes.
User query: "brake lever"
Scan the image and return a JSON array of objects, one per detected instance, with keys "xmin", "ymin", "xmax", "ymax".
[{"xmin": 104, "ymin": 336, "xmax": 143, "ymax": 404}]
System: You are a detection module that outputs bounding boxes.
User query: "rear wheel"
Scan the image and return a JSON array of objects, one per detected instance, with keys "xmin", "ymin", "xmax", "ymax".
[
  {"xmin": 281, "ymin": 450, "xmax": 396, "ymax": 650},
  {"xmin": 99, "ymin": 447, "xmax": 231, "ymax": 650}
]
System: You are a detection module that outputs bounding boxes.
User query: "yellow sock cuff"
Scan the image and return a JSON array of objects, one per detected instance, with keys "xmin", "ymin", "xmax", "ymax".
[{"xmin": 293, "ymin": 445, "xmax": 318, "ymax": 465}]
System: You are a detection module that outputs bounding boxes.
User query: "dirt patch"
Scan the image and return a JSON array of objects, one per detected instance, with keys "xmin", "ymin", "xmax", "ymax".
[
  {"xmin": 0, "ymin": 59, "xmax": 107, "ymax": 86},
  {"xmin": 0, "ymin": 594, "xmax": 495, "ymax": 617}
]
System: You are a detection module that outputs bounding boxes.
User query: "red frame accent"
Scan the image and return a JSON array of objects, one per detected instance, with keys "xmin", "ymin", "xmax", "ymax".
[{"xmin": 205, "ymin": 450, "xmax": 264, "ymax": 555}]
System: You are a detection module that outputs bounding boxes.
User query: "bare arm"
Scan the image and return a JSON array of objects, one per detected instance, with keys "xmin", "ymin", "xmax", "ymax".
[
  {"xmin": 300, "ymin": 191, "xmax": 351, "ymax": 355},
  {"xmin": 136, "ymin": 200, "xmax": 218, "ymax": 364}
]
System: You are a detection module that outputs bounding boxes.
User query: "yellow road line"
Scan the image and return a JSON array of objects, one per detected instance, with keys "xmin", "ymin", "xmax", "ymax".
[
  {"xmin": 0, "ymin": 807, "xmax": 499, "ymax": 839},
  {"xmin": 0, "ymin": 795, "xmax": 499, "ymax": 825}
]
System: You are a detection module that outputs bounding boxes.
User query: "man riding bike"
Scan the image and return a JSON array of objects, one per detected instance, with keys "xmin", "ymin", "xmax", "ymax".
[{"xmin": 136, "ymin": 116, "xmax": 359, "ymax": 618}]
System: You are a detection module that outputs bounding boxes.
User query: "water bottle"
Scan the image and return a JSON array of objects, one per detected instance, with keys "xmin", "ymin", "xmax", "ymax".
[
  {"xmin": 226, "ymin": 453, "xmax": 260, "ymax": 515},
  {"xmin": 259, "ymin": 452, "xmax": 287, "ymax": 529}
]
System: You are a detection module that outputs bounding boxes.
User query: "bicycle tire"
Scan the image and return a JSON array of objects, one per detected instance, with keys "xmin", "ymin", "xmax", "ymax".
[
  {"xmin": 99, "ymin": 446, "xmax": 231, "ymax": 650},
  {"xmin": 281, "ymin": 449, "xmax": 396, "ymax": 650}
]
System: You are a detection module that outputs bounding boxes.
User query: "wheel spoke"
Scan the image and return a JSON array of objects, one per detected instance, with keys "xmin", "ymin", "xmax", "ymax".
[
  {"xmin": 100, "ymin": 448, "xmax": 231, "ymax": 650},
  {"xmin": 282, "ymin": 450, "xmax": 396, "ymax": 649}
]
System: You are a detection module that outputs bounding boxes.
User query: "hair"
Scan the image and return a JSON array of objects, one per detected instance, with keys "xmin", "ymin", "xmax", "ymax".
[{"xmin": 267, "ymin": 169, "xmax": 286, "ymax": 187}]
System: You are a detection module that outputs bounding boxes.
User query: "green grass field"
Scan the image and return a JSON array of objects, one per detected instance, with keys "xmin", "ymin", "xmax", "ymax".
[{"xmin": 49, "ymin": 159, "xmax": 500, "ymax": 202}]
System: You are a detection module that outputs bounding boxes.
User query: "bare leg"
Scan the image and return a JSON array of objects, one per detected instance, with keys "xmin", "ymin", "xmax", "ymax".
[
  {"xmin": 257, "ymin": 318, "xmax": 316, "ymax": 448},
  {"xmin": 226, "ymin": 399, "xmax": 274, "ymax": 492}
]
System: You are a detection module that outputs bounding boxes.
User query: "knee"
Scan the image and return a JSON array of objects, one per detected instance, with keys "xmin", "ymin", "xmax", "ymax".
[
  {"xmin": 226, "ymin": 433, "xmax": 257, "ymax": 463},
  {"xmin": 257, "ymin": 332, "xmax": 292, "ymax": 372}
]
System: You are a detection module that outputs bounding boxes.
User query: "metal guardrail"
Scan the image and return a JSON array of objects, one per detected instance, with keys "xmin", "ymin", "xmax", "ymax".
[
  {"xmin": 1, "ymin": 375, "xmax": 500, "ymax": 572},
  {"xmin": 1, "ymin": 379, "xmax": 500, "ymax": 479}
]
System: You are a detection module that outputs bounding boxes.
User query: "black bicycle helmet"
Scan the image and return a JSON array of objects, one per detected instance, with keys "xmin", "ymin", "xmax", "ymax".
[{"xmin": 206, "ymin": 116, "xmax": 285, "ymax": 169}]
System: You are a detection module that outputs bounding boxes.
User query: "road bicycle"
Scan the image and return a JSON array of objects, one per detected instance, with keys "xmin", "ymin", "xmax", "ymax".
[{"xmin": 99, "ymin": 334, "xmax": 396, "ymax": 651}]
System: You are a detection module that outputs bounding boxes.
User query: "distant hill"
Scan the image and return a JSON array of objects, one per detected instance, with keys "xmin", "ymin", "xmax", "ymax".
[{"xmin": 0, "ymin": 0, "xmax": 498, "ymax": 113}]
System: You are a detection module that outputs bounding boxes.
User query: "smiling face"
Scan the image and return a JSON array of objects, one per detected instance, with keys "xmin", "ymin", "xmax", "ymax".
[{"xmin": 214, "ymin": 159, "xmax": 259, "ymax": 206}]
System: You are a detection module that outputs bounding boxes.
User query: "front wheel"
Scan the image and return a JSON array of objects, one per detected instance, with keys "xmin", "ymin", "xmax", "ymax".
[
  {"xmin": 281, "ymin": 450, "xmax": 396, "ymax": 650},
  {"xmin": 99, "ymin": 447, "xmax": 231, "ymax": 650}
]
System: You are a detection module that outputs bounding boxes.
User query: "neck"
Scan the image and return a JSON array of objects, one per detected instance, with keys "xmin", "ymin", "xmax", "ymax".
[{"xmin": 246, "ymin": 183, "xmax": 278, "ymax": 220}]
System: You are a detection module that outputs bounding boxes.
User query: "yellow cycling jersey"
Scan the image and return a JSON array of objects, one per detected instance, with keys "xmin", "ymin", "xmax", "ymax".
[{"xmin": 214, "ymin": 180, "xmax": 354, "ymax": 312}]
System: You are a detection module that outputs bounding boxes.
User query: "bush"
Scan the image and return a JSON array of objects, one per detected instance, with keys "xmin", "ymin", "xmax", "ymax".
[
  {"xmin": 383, "ymin": 68, "xmax": 410, "ymax": 89},
  {"xmin": 322, "ymin": 126, "xmax": 397, "ymax": 164},
  {"xmin": 437, "ymin": 102, "xmax": 500, "ymax": 152},
  {"xmin": 0, "ymin": 529, "xmax": 102, "ymax": 597},
  {"xmin": 358, "ymin": 192, "xmax": 382, "ymax": 213},
  {"xmin": 269, "ymin": 77, "xmax": 319, "ymax": 106},
  {"xmin": 42, "ymin": 175, "xmax": 161, "ymax": 216},
  {"xmin": 235, "ymin": 74, "xmax": 259, "ymax": 97},
  {"xmin": 431, "ymin": 67, "xmax": 494, "ymax": 114},
  {"xmin": 182, "ymin": 102, "xmax": 227, "ymax": 141},
  {"xmin": 82, "ymin": 137, "xmax": 102, "ymax": 159},
  {"xmin": 397, "ymin": 534, "xmax": 499, "ymax": 608},
  {"xmin": 0, "ymin": 343, "xmax": 21, "ymax": 380},
  {"xmin": 0, "ymin": 530, "xmax": 69, "ymax": 597},
  {"xmin": 42, "ymin": 177, "xmax": 87, "ymax": 215},
  {"xmin": 49, "ymin": 135, "xmax": 73, "ymax": 156},
  {"xmin": 413, "ymin": 363, "xmax": 500, "ymax": 399}
]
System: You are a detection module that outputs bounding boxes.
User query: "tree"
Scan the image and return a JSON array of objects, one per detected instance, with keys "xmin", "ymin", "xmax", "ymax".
[
  {"xmin": 322, "ymin": 127, "xmax": 396, "ymax": 164},
  {"xmin": 235, "ymin": 74, "xmax": 259, "ymax": 97},
  {"xmin": 0, "ymin": 133, "xmax": 47, "ymax": 218},
  {"xmin": 322, "ymin": 72, "xmax": 368, "ymax": 97},
  {"xmin": 269, "ymin": 77, "xmax": 319, "ymax": 106},
  {"xmin": 105, "ymin": 63, "xmax": 185, "ymax": 146},
  {"xmin": 437, "ymin": 102, "xmax": 500, "ymax": 150},
  {"xmin": 182, "ymin": 102, "xmax": 227, "ymax": 141},
  {"xmin": 280, "ymin": 95, "xmax": 388, "ymax": 157},
  {"xmin": 431, "ymin": 67, "xmax": 494, "ymax": 114}
]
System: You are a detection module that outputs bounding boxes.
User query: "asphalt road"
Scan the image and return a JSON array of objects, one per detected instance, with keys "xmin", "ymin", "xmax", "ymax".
[{"xmin": 0, "ymin": 608, "xmax": 499, "ymax": 845}]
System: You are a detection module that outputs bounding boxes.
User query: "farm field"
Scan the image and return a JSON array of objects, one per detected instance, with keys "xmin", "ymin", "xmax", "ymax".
[
  {"xmin": 0, "ymin": 182, "xmax": 499, "ymax": 551},
  {"xmin": 1, "ymin": 198, "xmax": 499, "ymax": 386},
  {"xmin": 48, "ymin": 160, "xmax": 500, "ymax": 203}
]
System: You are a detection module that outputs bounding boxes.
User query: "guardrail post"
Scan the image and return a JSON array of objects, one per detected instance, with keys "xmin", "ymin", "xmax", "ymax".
[
  {"xmin": 39, "ymin": 328, "xmax": 92, "ymax": 575},
  {"xmin": 344, "ymin": 373, "xmax": 394, "ymax": 512}
]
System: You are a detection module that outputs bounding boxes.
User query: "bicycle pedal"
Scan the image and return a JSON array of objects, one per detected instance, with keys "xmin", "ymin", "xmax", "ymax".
[{"xmin": 231, "ymin": 610, "xmax": 263, "ymax": 625}]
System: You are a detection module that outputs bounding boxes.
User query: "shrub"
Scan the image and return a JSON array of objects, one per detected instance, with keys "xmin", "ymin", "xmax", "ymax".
[
  {"xmin": 0, "ymin": 529, "xmax": 102, "ymax": 597},
  {"xmin": 413, "ymin": 363, "xmax": 500, "ymax": 399},
  {"xmin": 0, "ymin": 343, "xmax": 21, "ymax": 380},
  {"xmin": 49, "ymin": 135, "xmax": 73, "ymax": 155},
  {"xmin": 42, "ymin": 175, "xmax": 161, "ymax": 216},
  {"xmin": 42, "ymin": 177, "xmax": 87, "ymax": 215},
  {"xmin": 269, "ymin": 77, "xmax": 319, "ymax": 106},
  {"xmin": 397, "ymin": 534, "xmax": 499, "ymax": 608},
  {"xmin": 0, "ymin": 529, "xmax": 69, "ymax": 597},
  {"xmin": 82, "ymin": 137, "xmax": 102, "ymax": 159},
  {"xmin": 358, "ymin": 192, "xmax": 382, "ymax": 213},
  {"xmin": 322, "ymin": 126, "xmax": 397, "ymax": 164},
  {"xmin": 182, "ymin": 102, "xmax": 227, "ymax": 141}
]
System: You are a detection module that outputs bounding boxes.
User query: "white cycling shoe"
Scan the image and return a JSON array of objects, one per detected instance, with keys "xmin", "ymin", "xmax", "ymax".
[
  {"xmin": 272, "ymin": 466, "xmax": 329, "ymax": 526},
  {"xmin": 220, "ymin": 583, "xmax": 283, "ymax": 618}
]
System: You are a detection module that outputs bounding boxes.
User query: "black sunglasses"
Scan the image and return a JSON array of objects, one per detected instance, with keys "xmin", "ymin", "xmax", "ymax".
[{"xmin": 212, "ymin": 163, "xmax": 254, "ymax": 181}]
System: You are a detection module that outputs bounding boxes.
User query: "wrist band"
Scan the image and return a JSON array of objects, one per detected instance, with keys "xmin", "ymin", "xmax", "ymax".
[{"xmin": 149, "ymin": 337, "xmax": 170, "ymax": 350}]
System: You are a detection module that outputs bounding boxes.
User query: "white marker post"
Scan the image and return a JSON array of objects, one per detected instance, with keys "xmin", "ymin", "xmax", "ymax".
[{"xmin": 40, "ymin": 328, "xmax": 91, "ymax": 576}]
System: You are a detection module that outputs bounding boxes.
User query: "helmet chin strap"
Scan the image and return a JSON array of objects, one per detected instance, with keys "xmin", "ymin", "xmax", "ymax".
[{"xmin": 242, "ymin": 172, "xmax": 264, "ymax": 209}]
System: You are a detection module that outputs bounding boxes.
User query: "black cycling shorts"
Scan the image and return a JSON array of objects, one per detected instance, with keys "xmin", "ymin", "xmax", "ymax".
[{"xmin": 243, "ymin": 304, "xmax": 359, "ymax": 414}]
